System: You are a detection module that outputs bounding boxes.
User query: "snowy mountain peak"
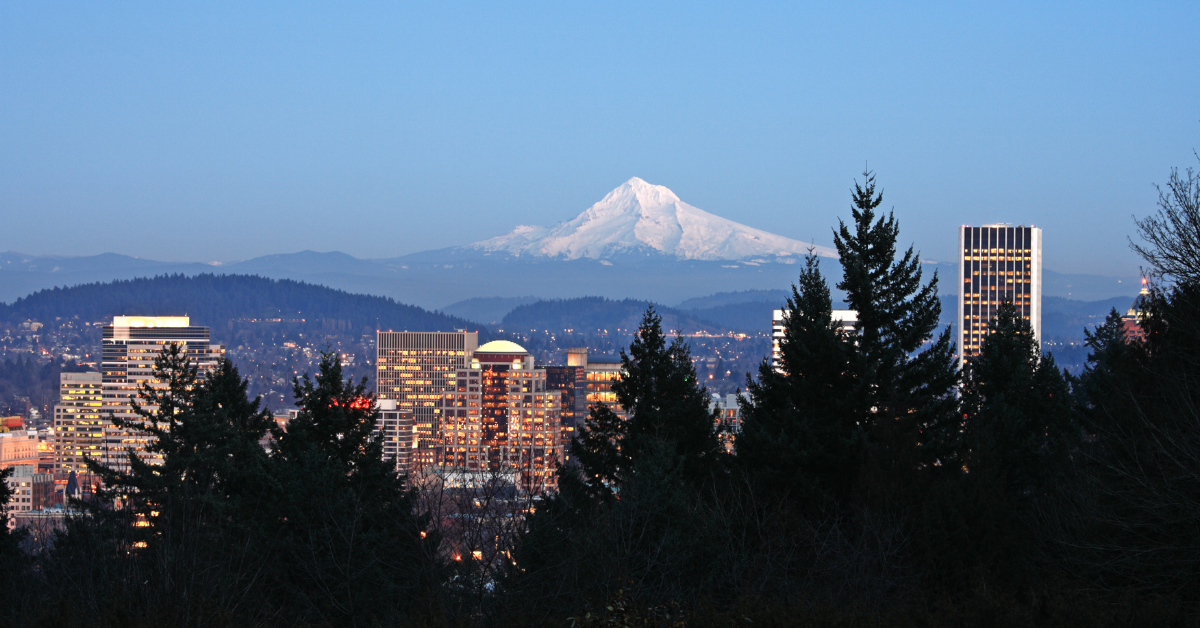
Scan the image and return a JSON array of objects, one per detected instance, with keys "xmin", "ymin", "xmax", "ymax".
[{"xmin": 470, "ymin": 178, "xmax": 836, "ymax": 261}]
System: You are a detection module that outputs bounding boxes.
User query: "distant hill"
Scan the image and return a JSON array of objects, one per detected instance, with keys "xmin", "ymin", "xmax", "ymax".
[
  {"xmin": 500, "ymin": 297, "xmax": 727, "ymax": 335},
  {"xmin": 0, "ymin": 274, "xmax": 484, "ymax": 335},
  {"xmin": 442, "ymin": 296, "xmax": 543, "ymax": 325},
  {"xmin": 676, "ymin": 289, "xmax": 792, "ymax": 310}
]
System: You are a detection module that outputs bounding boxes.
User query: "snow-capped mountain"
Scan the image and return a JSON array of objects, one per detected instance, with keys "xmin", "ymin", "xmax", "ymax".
[{"xmin": 469, "ymin": 177, "xmax": 836, "ymax": 261}]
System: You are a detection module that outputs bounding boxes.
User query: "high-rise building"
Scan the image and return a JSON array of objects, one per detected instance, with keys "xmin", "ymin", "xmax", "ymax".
[
  {"xmin": 376, "ymin": 331, "xmax": 479, "ymax": 472},
  {"xmin": 544, "ymin": 347, "xmax": 590, "ymax": 450},
  {"xmin": 770, "ymin": 308, "xmax": 858, "ymax": 372},
  {"xmin": 0, "ymin": 430, "xmax": 39, "ymax": 470},
  {"xmin": 436, "ymin": 340, "xmax": 562, "ymax": 491},
  {"xmin": 53, "ymin": 372, "xmax": 103, "ymax": 475},
  {"xmin": 52, "ymin": 316, "xmax": 224, "ymax": 474},
  {"xmin": 373, "ymin": 399, "xmax": 415, "ymax": 474},
  {"xmin": 958, "ymin": 224, "xmax": 1042, "ymax": 367}
]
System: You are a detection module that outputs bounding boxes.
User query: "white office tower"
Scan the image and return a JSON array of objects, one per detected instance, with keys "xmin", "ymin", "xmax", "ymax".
[
  {"xmin": 87, "ymin": 316, "xmax": 224, "ymax": 472},
  {"xmin": 957, "ymin": 224, "xmax": 1042, "ymax": 368},
  {"xmin": 373, "ymin": 399, "xmax": 415, "ymax": 474}
]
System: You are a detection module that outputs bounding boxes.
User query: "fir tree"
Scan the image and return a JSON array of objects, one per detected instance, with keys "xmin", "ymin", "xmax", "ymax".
[
  {"xmin": 571, "ymin": 402, "xmax": 627, "ymax": 502},
  {"xmin": 613, "ymin": 306, "xmax": 723, "ymax": 485},
  {"xmin": 739, "ymin": 253, "xmax": 860, "ymax": 502},
  {"xmin": 833, "ymin": 170, "xmax": 959, "ymax": 486},
  {"xmin": 84, "ymin": 344, "xmax": 274, "ymax": 543},
  {"xmin": 960, "ymin": 299, "xmax": 1074, "ymax": 492},
  {"xmin": 267, "ymin": 351, "xmax": 434, "ymax": 625},
  {"xmin": 919, "ymin": 301, "xmax": 1073, "ymax": 593}
]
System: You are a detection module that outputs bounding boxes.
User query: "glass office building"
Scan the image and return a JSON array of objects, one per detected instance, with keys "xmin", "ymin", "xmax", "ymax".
[{"xmin": 957, "ymin": 224, "xmax": 1042, "ymax": 367}]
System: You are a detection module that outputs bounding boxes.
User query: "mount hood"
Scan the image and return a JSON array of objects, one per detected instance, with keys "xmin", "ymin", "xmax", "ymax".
[{"xmin": 469, "ymin": 177, "xmax": 836, "ymax": 261}]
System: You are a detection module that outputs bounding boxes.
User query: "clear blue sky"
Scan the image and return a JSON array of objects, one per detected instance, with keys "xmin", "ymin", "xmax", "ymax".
[{"xmin": 2, "ymin": 2, "xmax": 1197, "ymax": 276}]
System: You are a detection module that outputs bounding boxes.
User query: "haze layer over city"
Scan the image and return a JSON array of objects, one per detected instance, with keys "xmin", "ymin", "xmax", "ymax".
[{"xmin": 1, "ymin": 3, "xmax": 1199, "ymax": 627}]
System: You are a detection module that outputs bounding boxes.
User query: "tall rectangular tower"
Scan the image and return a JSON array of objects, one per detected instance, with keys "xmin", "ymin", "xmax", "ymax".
[
  {"xmin": 375, "ymin": 331, "xmax": 478, "ymax": 469},
  {"xmin": 53, "ymin": 372, "xmax": 103, "ymax": 475},
  {"xmin": 97, "ymin": 316, "xmax": 224, "ymax": 471},
  {"xmin": 958, "ymin": 224, "xmax": 1042, "ymax": 367}
]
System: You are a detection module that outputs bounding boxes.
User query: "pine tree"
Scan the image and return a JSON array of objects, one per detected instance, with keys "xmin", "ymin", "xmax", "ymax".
[
  {"xmin": 267, "ymin": 351, "xmax": 434, "ymax": 625},
  {"xmin": 613, "ymin": 306, "xmax": 723, "ymax": 485},
  {"xmin": 833, "ymin": 170, "xmax": 959, "ymax": 490},
  {"xmin": 739, "ymin": 253, "xmax": 861, "ymax": 502},
  {"xmin": 84, "ymin": 344, "xmax": 274, "ymax": 542},
  {"xmin": 921, "ymin": 300, "xmax": 1073, "ymax": 592}
]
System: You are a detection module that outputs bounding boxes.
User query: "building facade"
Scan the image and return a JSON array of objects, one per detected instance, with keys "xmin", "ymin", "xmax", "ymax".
[
  {"xmin": 957, "ymin": 224, "xmax": 1042, "ymax": 367},
  {"xmin": 436, "ymin": 340, "xmax": 562, "ymax": 492},
  {"xmin": 51, "ymin": 316, "xmax": 224, "ymax": 475},
  {"xmin": 0, "ymin": 430, "xmax": 39, "ymax": 470},
  {"xmin": 709, "ymin": 393, "xmax": 744, "ymax": 454},
  {"xmin": 1122, "ymin": 280, "xmax": 1151, "ymax": 343},
  {"xmin": 52, "ymin": 372, "xmax": 103, "ymax": 475},
  {"xmin": 373, "ymin": 399, "xmax": 415, "ymax": 474},
  {"xmin": 376, "ymin": 331, "xmax": 479, "ymax": 470}
]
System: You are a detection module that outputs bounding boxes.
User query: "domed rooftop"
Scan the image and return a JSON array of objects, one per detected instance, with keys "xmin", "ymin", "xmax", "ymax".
[{"xmin": 475, "ymin": 340, "xmax": 529, "ymax": 354}]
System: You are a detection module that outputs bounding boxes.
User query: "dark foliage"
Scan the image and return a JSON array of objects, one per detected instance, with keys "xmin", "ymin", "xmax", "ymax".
[
  {"xmin": 9, "ymin": 349, "xmax": 439, "ymax": 627},
  {"xmin": 739, "ymin": 253, "xmax": 860, "ymax": 504},
  {"xmin": 916, "ymin": 300, "xmax": 1075, "ymax": 595}
]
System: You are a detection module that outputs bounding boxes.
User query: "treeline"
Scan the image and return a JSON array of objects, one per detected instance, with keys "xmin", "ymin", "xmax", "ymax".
[
  {"xmin": 2, "ymin": 167, "xmax": 1198, "ymax": 627},
  {"xmin": 0, "ymin": 273, "xmax": 479, "ymax": 334}
]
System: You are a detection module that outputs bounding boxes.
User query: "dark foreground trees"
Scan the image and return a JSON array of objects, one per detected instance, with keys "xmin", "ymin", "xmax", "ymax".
[{"xmin": 5, "ymin": 350, "xmax": 437, "ymax": 628}]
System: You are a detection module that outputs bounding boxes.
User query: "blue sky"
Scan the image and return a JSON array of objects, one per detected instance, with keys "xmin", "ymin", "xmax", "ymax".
[{"xmin": 2, "ymin": 2, "xmax": 1197, "ymax": 276}]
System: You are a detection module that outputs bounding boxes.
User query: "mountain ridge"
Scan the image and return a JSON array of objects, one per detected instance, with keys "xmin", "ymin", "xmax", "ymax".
[{"xmin": 468, "ymin": 177, "xmax": 837, "ymax": 261}]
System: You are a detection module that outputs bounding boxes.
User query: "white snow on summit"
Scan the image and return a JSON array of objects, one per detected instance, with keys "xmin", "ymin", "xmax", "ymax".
[{"xmin": 471, "ymin": 177, "xmax": 836, "ymax": 261}]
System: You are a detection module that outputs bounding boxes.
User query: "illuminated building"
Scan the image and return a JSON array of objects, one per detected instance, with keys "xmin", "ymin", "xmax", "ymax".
[
  {"xmin": 579, "ymin": 352, "xmax": 626, "ymax": 420},
  {"xmin": 374, "ymin": 399, "xmax": 415, "ymax": 474},
  {"xmin": 51, "ymin": 317, "xmax": 224, "ymax": 475},
  {"xmin": 709, "ymin": 393, "xmax": 744, "ymax": 454},
  {"xmin": 436, "ymin": 340, "xmax": 563, "ymax": 492},
  {"xmin": 958, "ymin": 224, "xmax": 1042, "ymax": 367},
  {"xmin": 0, "ymin": 430, "xmax": 39, "ymax": 470},
  {"xmin": 770, "ymin": 309, "xmax": 858, "ymax": 372},
  {"xmin": 3, "ymin": 465, "xmax": 36, "ymax": 520},
  {"xmin": 376, "ymin": 331, "xmax": 479, "ymax": 472},
  {"xmin": 544, "ymin": 348, "xmax": 589, "ymax": 451},
  {"xmin": 52, "ymin": 372, "xmax": 103, "ymax": 474},
  {"xmin": 1122, "ymin": 280, "xmax": 1151, "ymax": 343}
]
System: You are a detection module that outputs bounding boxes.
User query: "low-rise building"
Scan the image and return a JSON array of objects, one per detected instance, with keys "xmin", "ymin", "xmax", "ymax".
[
  {"xmin": 710, "ymin": 393, "xmax": 744, "ymax": 454},
  {"xmin": 0, "ymin": 430, "xmax": 39, "ymax": 470}
]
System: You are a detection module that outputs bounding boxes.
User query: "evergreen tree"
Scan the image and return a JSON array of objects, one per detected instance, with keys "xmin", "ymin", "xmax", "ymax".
[
  {"xmin": 266, "ymin": 351, "xmax": 435, "ymax": 625},
  {"xmin": 927, "ymin": 300, "xmax": 1075, "ymax": 591},
  {"xmin": 739, "ymin": 253, "xmax": 860, "ymax": 503},
  {"xmin": 612, "ymin": 306, "xmax": 723, "ymax": 485},
  {"xmin": 85, "ymin": 344, "xmax": 274, "ymax": 527},
  {"xmin": 741, "ymin": 171, "xmax": 957, "ymax": 505},
  {"xmin": 571, "ymin": 402, "xmax": 627, "ymax": 502},
  {"xmin": 833, "ymin": 171, "xmax": 959, "ymax": 487}
]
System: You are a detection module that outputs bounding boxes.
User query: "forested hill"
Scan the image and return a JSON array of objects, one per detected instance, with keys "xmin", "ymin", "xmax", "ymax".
[
  {"xmin": 0, "ymin": 274, "xmax": 482, "ymax": 333},
  {"xmin": 501, "ymin": 297, "xmax": 726, "ymax": 335}
]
